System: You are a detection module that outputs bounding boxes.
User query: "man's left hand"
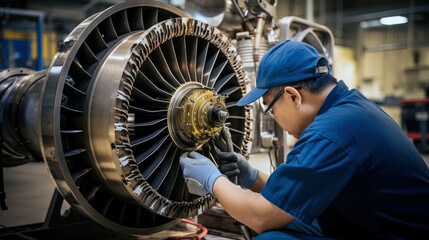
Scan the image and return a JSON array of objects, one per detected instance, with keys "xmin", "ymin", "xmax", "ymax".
[{"xmin": 179, "ymin": 152, "xmax": 224, "ymax": 196}]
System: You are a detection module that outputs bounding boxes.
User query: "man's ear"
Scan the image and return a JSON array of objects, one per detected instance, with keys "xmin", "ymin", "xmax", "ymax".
[{"xmin": 284, "ymin": 86, "xmax": 302, "ymax": 108}]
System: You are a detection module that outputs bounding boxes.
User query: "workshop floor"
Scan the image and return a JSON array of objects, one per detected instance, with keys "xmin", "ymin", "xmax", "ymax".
[{"xmin": 1, "ymin": 153, "xmax": 429, "ymax": 239}]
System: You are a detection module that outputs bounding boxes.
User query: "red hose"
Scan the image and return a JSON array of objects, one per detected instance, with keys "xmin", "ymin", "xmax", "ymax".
[{"xmin": 170, "ymin": 218, "xmax": 208, "ymax": 239}]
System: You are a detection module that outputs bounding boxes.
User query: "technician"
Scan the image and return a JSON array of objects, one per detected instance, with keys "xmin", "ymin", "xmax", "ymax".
[{"xmin": 180, "ymin": 40, "xmax": 429, "ymax": 239}]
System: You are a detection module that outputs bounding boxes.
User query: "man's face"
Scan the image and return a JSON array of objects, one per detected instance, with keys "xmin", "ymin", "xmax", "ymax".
[{"xmin": 262, "ymin": 89, "xmax": 303, "ymax": 139}]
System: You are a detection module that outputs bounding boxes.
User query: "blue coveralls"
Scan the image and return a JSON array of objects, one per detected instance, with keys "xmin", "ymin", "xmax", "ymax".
[{"xmin": 256, "ymin": 81, "xmax": 429, "ymax": 239}]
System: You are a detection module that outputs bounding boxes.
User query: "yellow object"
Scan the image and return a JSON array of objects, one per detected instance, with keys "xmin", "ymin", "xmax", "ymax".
[
  {"xmin": 168, "ymin": 82, "xmax": 229, "ymax": 151},
  {"xmin": 180, "ymin": 88, "xmax": 227, "ymax": 140},
  {"xmin": 3, "ymin": 29, "xmax": 57, "ymax": 67}
]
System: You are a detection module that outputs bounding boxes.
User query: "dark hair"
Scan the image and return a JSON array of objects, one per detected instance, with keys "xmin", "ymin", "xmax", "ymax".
[{"xmin": 267, "ymin": 59, "xmax": 337, "ymax": 96}]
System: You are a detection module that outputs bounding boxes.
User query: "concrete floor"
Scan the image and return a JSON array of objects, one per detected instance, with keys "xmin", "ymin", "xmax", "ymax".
[
  {"xmin": 1, "ymin": 152, "xmax": 429, "ymax": 237},
  {"xmin": 1, "ymin": 161, "xmax": 55, "ymax": 228}
]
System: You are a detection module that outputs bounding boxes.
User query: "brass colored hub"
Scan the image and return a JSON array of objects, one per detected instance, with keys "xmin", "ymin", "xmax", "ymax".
[{"xmin": 168, "ymin": 82, "xmax": 228, "ymax": 151}]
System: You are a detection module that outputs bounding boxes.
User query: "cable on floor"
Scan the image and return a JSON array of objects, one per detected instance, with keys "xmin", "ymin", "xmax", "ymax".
[{"xmin": 170, "ymin": 218, "xmax": 208, "ymax": 240}]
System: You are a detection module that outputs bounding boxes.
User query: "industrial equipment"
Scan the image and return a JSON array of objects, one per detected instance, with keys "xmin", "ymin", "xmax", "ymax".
[
  {"xmin": 0, "ymin": 0, "xmax": 334, "ymax": 238},
  {"xmin": 183, "ymin": 0, "xmax": 333, "ymax": 163}
]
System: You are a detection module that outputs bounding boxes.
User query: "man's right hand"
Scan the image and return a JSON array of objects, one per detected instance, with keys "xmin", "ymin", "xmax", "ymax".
[{"xmin": 217, "ymin": 152, "xmax": 259, "ymax": 189}]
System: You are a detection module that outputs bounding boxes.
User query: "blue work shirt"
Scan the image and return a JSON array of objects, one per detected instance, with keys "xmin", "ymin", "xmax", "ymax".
[{"xmin": 261, "ymin": 81, "xmax": 429, "ymax": 239}]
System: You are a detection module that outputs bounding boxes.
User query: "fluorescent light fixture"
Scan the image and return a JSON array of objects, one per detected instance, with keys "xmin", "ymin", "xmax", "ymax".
[
  {"xmin": 360, "ymin": 20, "xmax": 383, "ymax": 28},
  {"xmin": 380, "ymin": 16, "xmax": 408, "ymax": 25}
]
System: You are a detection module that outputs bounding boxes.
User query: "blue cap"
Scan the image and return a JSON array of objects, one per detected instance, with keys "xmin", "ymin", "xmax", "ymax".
[{"xmin": 237, "ymin": 40, "xmax": 329, "ymax": 106}]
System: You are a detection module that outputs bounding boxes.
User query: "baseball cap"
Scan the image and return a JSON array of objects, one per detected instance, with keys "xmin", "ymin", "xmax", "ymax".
[{"xmin": 237, "ymin": 40, "xmax": 329, "ymax": 106}]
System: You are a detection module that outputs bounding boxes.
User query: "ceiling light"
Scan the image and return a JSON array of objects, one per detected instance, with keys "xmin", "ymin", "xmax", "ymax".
[{"xmin": 380, "ymin": 16, "xmax": 408, "ymax": 25}]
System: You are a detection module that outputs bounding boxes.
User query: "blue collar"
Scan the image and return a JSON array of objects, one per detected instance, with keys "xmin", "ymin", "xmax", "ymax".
[{"xmin": 318, "ymin": 80, "xmax": 349, "ymax": 116}]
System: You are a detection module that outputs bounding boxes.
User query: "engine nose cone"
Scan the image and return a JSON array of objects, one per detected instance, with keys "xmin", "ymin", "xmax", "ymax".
[{"xmin": 168, "ymin": 82, "xmax": 228, "ymax": 151}]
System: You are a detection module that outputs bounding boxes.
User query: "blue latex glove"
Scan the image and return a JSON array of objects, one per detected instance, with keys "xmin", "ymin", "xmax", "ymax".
[
  {"xmin": 217, "ymin": 152, "xmax": 258, "ymax": 189},
  {"xmin": 180, "ymin": 152, "xmax": 224, "ymax": 196}
]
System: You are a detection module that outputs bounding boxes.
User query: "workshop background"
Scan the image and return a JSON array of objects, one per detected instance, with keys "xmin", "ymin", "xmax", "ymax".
[{"xmin": 1, "ymin": 0, "xmax": 429, "ymax": 239}]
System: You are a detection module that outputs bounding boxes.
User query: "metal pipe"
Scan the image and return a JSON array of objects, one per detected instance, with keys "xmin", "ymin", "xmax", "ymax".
[
  {"xmin": 306, "ymin": 0, "xmax": 314, "ymax": 22},
  {"xmin": 0, "ymin": 8, "xmax": 44, "ymax": 18},
  {"xmin": 253, "ymin": 13, "xmax": 266, "ymax": 72},
  {"xmin": 37, "ymin": 15, "xmax": 43, "ymax": 70},
  {"xmin": 231, "ymin": 0, "xmax": 254, "ymax": 32},
  {"xmin": 407, "ymin": 0, "xmax": 415, "ymax": 50}
]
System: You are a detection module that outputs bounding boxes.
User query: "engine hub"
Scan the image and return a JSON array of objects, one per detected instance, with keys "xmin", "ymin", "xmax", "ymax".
[{"xmin": 168, "ymin": 82, "xmax": 229, "ymax": 151}]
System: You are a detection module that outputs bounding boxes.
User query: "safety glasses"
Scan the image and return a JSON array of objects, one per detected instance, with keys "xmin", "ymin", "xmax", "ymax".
[
  {"xmin": 263, "ymin": 91, "xmax": 284, "ymax": 118},
  {"xmin": 263, "ymin": 85, "xmax": 301, "ymax": 118}
]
